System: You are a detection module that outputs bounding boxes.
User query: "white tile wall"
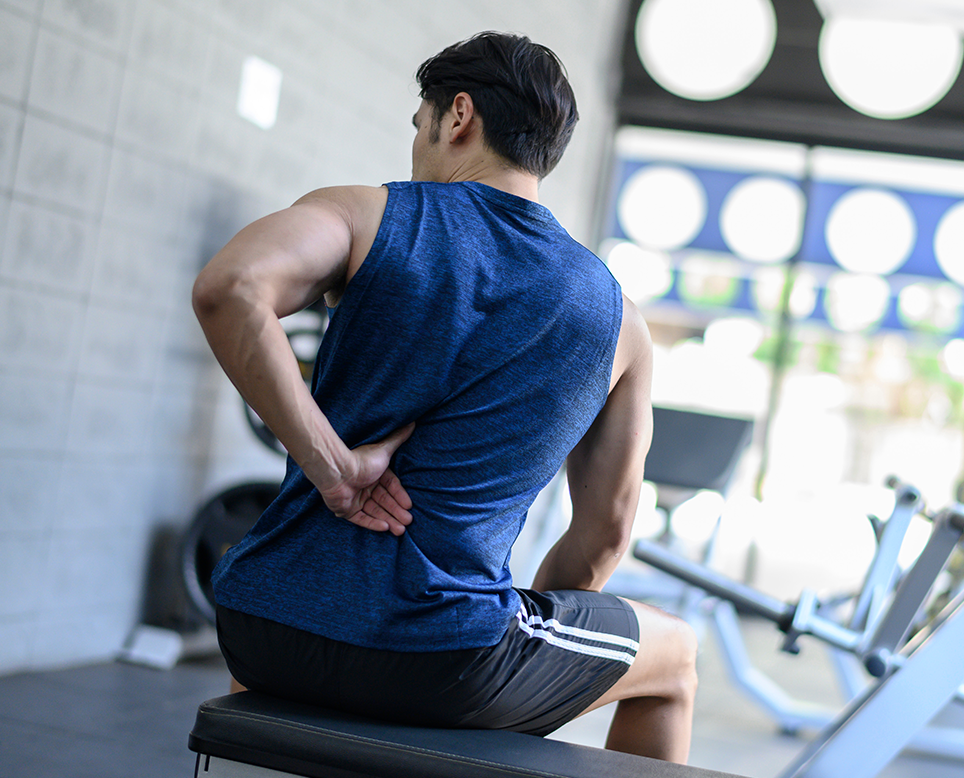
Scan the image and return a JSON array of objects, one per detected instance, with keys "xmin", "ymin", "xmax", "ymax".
[
  {"xmin": 13, "ymin": 113, "xmax": 110, "ymax": 211},
  {"xmin": 115, "ymin": 70, "xmax": 198, "ymax": 160},
  {"xmin": 0, "ymin": 454, "xmax": 59, "ymax": 535},
  {"xmin": 41, "ymin": 0, "xmax": 135, "ymax": 54},
  {"xmin": 76, "ymin": 305, "xmax": 163, "ymax": 384},
  {"xmin": 64, "ymin": 381, "xmax": 153, "ymax": 457},
  {"xmin": 0, "ymin": 533, "xmax": 54, "ymax": 617},
  {"xmin": 29, "ymin": 27, "xmax": 123, "ymax": 134},
  {"xmin": 0, "ymin": 374, "xmax": 73, "ymax": 452},
  {"xmin": 0, "ymin": 619, "xmax": 34, "ymax": 670},
  {"xmin": 129, "ymin": 1, "xmax": 211, "ymax": 86},
  {"xmin": 2, "ymin": 201, "xmax": 97, "ymax": 291},
  {"xmin": 0, "ymin": 7, "xmax": 36, "ymax": 102},
  {"xmin": 54, "ymin": 459, "xmax": 153, "ymax": 532},
  {"xmin": 90, "ymin": 227, "xmax": 179, "ymax": 309},
  {"xmin": 0, "ymin": 0, "xmax": 627, "ymax": 673},
  {"xmin": 102, "ymin": 147, "xmax": 186, "ymax": 237},
  {"xmin": 0, "ymin": 101, "xmax": 22, "ymax": 187},
  {"xmin": 0, "ymin": 286, "xmax": 85, "ymax": 374},
  {"xmin": 2, "ymin": 0, "xmax": 42, "ymax": 16}
]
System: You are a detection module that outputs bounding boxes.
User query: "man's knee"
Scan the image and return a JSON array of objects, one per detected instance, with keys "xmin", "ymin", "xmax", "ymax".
[
  {"xmin": 670, "ymin": 616, "xmax": 699, "ymax": 701},
  {"xmin": 626, "ymin": 600, "xmax": 698, "ymax": 699}
]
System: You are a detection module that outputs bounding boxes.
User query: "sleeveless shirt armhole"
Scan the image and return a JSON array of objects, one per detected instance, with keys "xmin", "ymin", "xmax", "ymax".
[
  {"xmin": 320, "ymin": 184, "xmax": 400, "ymax": 343},
  {"xmin": 341, "ymin": 183, "xmax": 398, "ymax": 302},
  {"xmin": 572, "ymin": 276, "xmax": 623, "ymax": 411}
]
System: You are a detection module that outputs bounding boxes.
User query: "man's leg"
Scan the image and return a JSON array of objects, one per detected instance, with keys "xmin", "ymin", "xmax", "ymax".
[
  {"xmin": 580, "ymin": 598, "xmax": 698, "ymax": 764},
  {"xmin": 229, "ymin": 676, "xmax": 248, "ymax": 693}
]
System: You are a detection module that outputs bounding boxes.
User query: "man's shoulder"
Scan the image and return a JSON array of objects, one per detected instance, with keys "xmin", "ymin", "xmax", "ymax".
[
  {"xmin": 293, "ymin": 184, "xmax": 389, "ymax": 215},
  {"xmin": 610, "ymin": 295, "xmax": 652, "ymax": 392},
  {"xmin": 289, "ymin": 186, "xmax": 390, "ymax": 288}
]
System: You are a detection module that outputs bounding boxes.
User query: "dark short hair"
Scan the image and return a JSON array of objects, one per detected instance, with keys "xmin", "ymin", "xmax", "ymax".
[{"xmin": 415, "ymin": 32, "xmax": 579, "ymax": 179}]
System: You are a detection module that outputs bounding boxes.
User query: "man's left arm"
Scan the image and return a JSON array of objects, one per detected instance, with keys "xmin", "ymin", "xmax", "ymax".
[
  {"xmin": 531, "ymin": 296, "xmax": 653, "ymax": 591},
  {"xmin": 192, "ymin": 186, "xmax": 414, "ymax": 535}
]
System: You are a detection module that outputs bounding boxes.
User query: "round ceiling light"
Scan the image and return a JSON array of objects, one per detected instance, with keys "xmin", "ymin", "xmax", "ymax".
[
  {"xmin": 678, "ymin": 253, "xmax": 740, "ymax": 307},
  {"xmin": 824, "ymin": 272, "xmax": 891, "ymax": 332},
  {"xmin": 935, "ymin": 201, "xmax": 964, "ymax": 285},
  {"xmin": 752, "ymin": 266, "xmax": 818, "ymax": 319},
  {"xmin": 618, "ymin": 165, "xmax": 708, "ymax": 250},
  {"xmin": 636, "ymin": 0, "xmax": 778, "ymax": 101},
  {"xmin": 941, "ymin": 339, "xmax": 964, "ymax": 379},
  {"xmin": 819, "ymin": 17, "xmax": 963, "ymax": 120},
  {"xmin": 824, "ymin": 188, "xmax": 916, "ymax": 275},
  {"xmin": 604, "ymin": 241, "xmax": 674, "ymax": 303},
  {"xmin": 897, "ymin": 282, "xmax": 962, "ymax": 334},
  {"xmin": 720, "ymin": 176, "xmax": 806, "ymax": 263}
]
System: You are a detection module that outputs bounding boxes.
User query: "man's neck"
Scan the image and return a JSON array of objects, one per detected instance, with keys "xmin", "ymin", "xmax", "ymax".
[{"xmin": 444, "ymin": 156, "xmax": 540, "ymax": 203}]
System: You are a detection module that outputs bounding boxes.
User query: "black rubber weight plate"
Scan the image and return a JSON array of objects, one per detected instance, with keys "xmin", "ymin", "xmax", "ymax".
[{"xmin": 182, "ymin": 482, "xmax": 281, "ymax": 622}]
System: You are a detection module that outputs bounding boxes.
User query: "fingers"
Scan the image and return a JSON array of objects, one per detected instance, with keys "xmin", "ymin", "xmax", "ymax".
[
  {"xmin": 378, "ymin": 469, "xmax": 412, "ymax": 510},
  {"xmin": 364, "ymin": 482, "xmax": 412, "ymax": 535},
  {"xmin": 345, "ymin": 511, "xmax": 391, "ymax": 533},
  {"xmin": 321, "ymin": 480, "xmax": 412, "ymax": 534},
  {"xmin": 346, "ymin": 501, "xmax": 406, "ymax": 536}
]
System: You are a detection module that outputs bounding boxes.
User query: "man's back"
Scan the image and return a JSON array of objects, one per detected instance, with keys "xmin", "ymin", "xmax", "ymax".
[{"xmin": 212, "ymin": 180, "xmax": 623, "ymax": 651}]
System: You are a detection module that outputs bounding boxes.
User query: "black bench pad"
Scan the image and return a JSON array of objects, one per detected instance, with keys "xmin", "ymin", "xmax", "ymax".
[{"xmin": 189, "ymin": 692, "xmax": 747, "ymax": 778}]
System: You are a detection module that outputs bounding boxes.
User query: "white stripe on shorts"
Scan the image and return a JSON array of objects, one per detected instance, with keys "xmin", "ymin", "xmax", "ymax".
[{"xmin": 514, "ymin": 607, "xmax": 638, "ymax": 666}]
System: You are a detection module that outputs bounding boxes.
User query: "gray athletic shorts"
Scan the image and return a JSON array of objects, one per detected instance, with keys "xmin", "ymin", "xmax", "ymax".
[{"xmin": 216, "ymin": 588, "xmax": 639, "ymax": 737}]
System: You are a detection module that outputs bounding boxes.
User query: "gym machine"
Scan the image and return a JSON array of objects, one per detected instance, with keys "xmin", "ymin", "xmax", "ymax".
[{"xmin": 633, "ymin": 478, "xmax": 964, "ymax": 778}]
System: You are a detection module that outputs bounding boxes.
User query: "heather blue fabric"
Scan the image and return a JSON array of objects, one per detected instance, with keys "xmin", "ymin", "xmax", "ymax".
[{"xmin": 212, "ymin": 181, "xmax": 622, "ymax": 651}]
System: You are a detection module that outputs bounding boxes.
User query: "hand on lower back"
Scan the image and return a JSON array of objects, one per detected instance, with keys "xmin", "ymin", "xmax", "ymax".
[{"xmin": 317, "ymin": 423, "xmax": 415, "ymax": 535}]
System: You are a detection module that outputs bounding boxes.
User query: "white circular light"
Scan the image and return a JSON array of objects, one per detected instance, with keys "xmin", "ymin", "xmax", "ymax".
[
  {"xmin": 825, "ymin": 188, "xmax": 916, "ymax": 275},
  {"xmin": 636, "ymin": 0, "xmax": 777, "ymax": 101},
  {"xmin": 752, "ymin": 266, "xmax": 818, "ymax": 319},
  {"xmin": 897, "ymin": 282, "xmax": 962, "ymax": 333},
  {"xmin": 935, "ymin": 201, "xmax": 964, "ymax": 285},
  {"xmin": 941, "ymin": 339, "xmax": 964, "ymax": 379},
  {"xmin": 618, "ymin": 165, "xmax": 707, "ymax": 250},
  {"xmin": 678, "ymin": 253, "xmax": 740, "ymax": 306},
  {"xmin": 703, "ymin": 317, "xmax": 765, "ymax": 357},
  {"xmin": 824, "ymin": 272, "xmax": 891, "ymax": 332},
  {"xmin": 898, "ymin": 283, "xmax": 932, "ymax": 321},
  {"xmin": 605, "ymin": 241, "xmax": 674, "ymax": 303},
  {"xmin": 720, "ymin": 176, "xmax": 806, "ymax": 263},
  {"xmin": 819, "ymin": 17, "xmax": 963, "ymax": 120}
]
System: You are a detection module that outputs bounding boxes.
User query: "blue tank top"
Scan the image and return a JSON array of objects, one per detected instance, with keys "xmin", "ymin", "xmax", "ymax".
[{"xmin": 212, "ymin": 181, "xmax": 622, "ymax": 651}]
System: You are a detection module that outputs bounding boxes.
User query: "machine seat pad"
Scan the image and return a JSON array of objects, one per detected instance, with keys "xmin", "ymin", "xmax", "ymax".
[{"xmin": 188, "ymin": 692, "xmax": 746, "ymax": 778}]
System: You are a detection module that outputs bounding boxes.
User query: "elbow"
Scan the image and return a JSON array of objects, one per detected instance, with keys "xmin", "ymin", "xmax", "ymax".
[
  {"xmin": 191, "ymin": 269, "xmax": 220, "ymax": 321},
  {"xmin": 589, "ymin": 514, "xmax": 634, "ymax": 563},
  {"xmin": 606, "ymin": 520, "xmax": 634, "ymax": 560},
  {"xmin": 192, "ymin": 262, "xmax": 251, "ymax": 324}
]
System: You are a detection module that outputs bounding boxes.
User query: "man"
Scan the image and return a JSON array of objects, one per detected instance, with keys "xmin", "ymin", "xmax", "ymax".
[{"xmin": 193, "ymin": 32, "xmax": 697, "ymax": 764}]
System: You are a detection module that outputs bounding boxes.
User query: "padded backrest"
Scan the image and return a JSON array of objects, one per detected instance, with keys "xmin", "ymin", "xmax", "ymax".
[{"xmin": 645, "ymin": 407, "xmax": 754, "ymax": 494}]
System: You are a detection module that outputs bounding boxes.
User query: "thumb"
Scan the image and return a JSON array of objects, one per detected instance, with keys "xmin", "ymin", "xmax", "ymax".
[{"xmin": 382, "ymin": 422, "xmax": 416, "ymax": 454}]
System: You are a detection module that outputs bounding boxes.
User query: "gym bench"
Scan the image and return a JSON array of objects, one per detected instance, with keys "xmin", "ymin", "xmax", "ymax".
[{"xmin": 189, "ymin": 691, "xmax": 747, "ymax": 778}]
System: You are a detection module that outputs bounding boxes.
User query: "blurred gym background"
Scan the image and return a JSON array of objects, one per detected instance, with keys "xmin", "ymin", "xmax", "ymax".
[{"xmin": 1, "ymin": 0, "xmax": 963, "ymax": 693}]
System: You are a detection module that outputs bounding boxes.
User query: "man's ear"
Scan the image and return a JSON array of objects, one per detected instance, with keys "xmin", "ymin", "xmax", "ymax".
[{"xmin": 447, "ymin": 92, "xmax": 478, "ymax": 143}]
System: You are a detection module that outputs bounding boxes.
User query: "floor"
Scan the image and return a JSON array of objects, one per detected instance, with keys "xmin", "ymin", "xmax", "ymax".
[{"xmin": 0, "ymin": 614, "xmax": 962, "ymax": 778}]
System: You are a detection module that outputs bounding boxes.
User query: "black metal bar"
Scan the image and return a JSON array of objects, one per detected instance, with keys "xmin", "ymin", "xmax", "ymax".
[{"xmin": 633, "ymin": 539, "xmax": 795, "ymax": 630}]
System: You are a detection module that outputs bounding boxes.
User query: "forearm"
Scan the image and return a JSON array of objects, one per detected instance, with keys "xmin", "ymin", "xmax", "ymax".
[
  {"xmin": 531, "ymin": 523, "xmax": 630, "ymax": 593},
  {"xmin": 193, "ymin": 281, "xmax": 350, "ymax": 491}
]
